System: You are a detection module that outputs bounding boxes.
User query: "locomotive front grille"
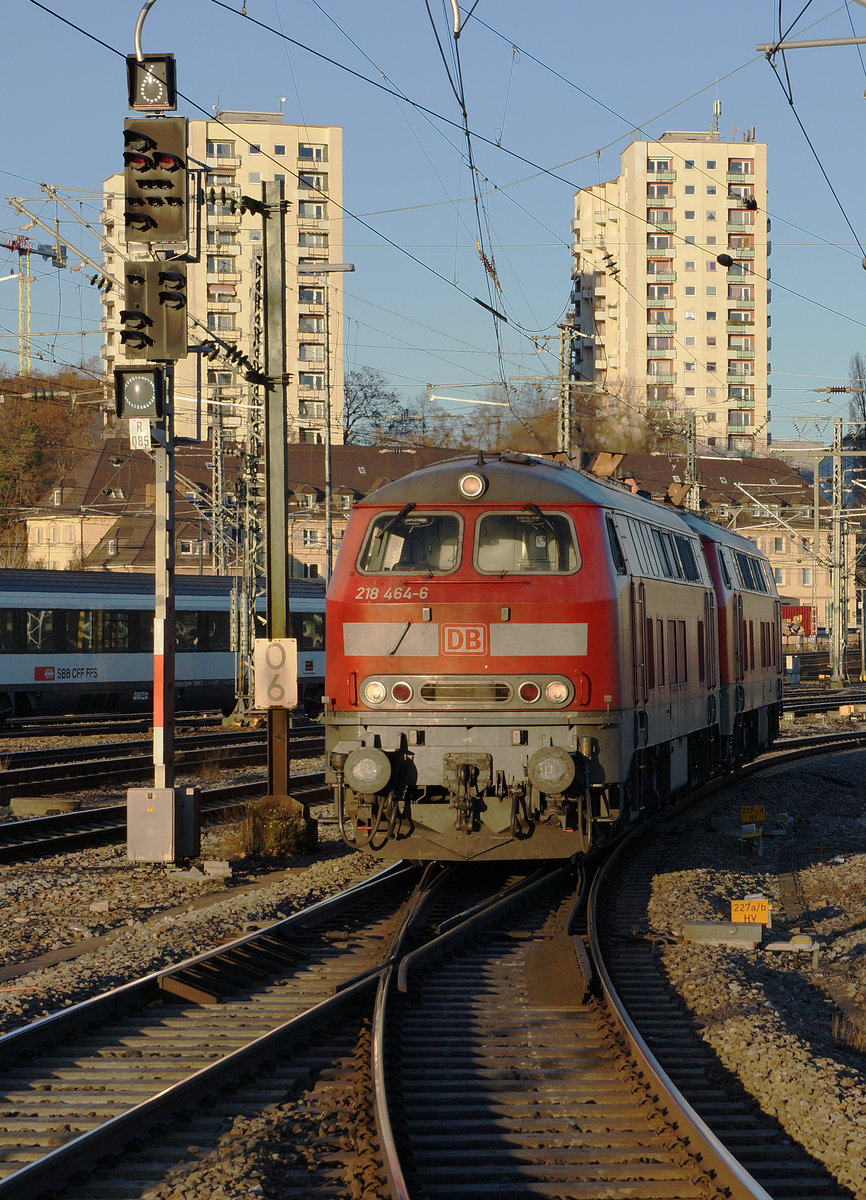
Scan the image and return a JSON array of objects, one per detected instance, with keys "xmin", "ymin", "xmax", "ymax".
[{"xmin": 419, "ymin": 679, "xmax": 512, "ymax": 703}]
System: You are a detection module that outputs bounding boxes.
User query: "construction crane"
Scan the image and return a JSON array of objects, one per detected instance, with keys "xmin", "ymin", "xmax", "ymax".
[{"xmin": 0, "ymin": 234, "xmax": 67, "ymax": 374}]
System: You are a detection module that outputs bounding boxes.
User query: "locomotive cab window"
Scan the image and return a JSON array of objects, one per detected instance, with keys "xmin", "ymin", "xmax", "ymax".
[
  {"xmin": 475, "ymin": 510, "xmax": 578, "ymax": 574},
  {"xmin": 358, "ymin": 511, "xmax": 462, "ymax": 574}
]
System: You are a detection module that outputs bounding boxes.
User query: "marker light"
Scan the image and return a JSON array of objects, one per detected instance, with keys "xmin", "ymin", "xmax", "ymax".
[
  {"xmin": 518, "ymin": 681, "xmax": 541, "ymax": 703},
  {"xmin": 362, "ymin": 680, "xmax": 387, "ymax": 705}
]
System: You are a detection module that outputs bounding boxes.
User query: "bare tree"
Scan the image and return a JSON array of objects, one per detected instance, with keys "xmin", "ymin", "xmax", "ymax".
[
  {"xmin": 343, "ymin": 367, "xmax": 425, "ymax": 445},
  {"xmin": 849, "ymin": 352, "xmax": 866, "ymax": 429}
]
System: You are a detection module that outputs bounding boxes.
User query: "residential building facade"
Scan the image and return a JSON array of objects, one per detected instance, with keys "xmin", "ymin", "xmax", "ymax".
[
  {"xmin": 100, "ymin": 111, "xmax": 344, "ymax": 446},
  {"xmin": 571, "ymin": 126, "xmax": 770, "ymax": 455}
]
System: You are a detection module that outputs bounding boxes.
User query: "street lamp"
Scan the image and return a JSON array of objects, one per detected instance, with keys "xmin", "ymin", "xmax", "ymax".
[{"xmin": 297, "ymin": 261, "xmax": 354, "ymax": 580}]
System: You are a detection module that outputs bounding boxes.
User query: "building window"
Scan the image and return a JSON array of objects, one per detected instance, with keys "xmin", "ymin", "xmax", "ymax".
[
  {"xmin": 684, "ymin": 260, "xmax": 695, "ymax": 271},
  {"xmin": 685, "ymin": 159, "xmax": 695, "ymax": 169},
  {"xmin": 299, "ymin": 201, "xmax": 326, "ymax": 219},
  {"xmin": 706, "ymin": 210, "xmax": 717, "ymax": 220},
  {"xmin": 706, "ymin": 159, "xmax": 717, "ymax": 169},
  {"xmin": 684, "ymin": 210, "xmax": 695, "ymax": 220},
  {"xmin": 685, "ymin": 311, "xmax": 696, "ymax": 320},
  {"xmin": 706, "ymin": 185, "xmax": 717, "ymax": 195},
  {"xmin": 685, "ymin": 387, "xmax": 696, "ymax": 397},
  {"xmin": 299, "ymin": 286, "xmax": 324, "ymax": 305},
  {"xmin": 706, "ymin": 261, "xmax": 717, "ymax": 271},
  {"xmin": 299, "ymin": 232, "xmax": 328, "ymax": 248},
  {"xmin": 299, "ymin": 372, "xmax": 324, "ymax": 390},
  {"xmin": 274, "ymin": 144, "xmax": 286, "ymax": 155},
  {"xmin": 647, "ymin": 234, "xmax": 671, "ymax": 249},
  {"xmin": 302, "ymin": 529, "xmax": 320, "ymax": 547},
  {"xmin": 250, "ymin": 230, "xmax": 261, "ymax": 241},
  {"xmin": 684, "ymin": 336, "xmax": 696, "ymax": 346},
  {"xmin": 299, "ymin": 343, "xmax": 325, "ymax": 362},
  {"xmin": 684, "ymin": 235, "xmax": 696, "ymax": 244},
  {"xmin": 299, "ymin": 315, "xmax": 325, "ymax": 333},
  {"xmin": 706, "ymin": 311, "xmax": 716, "ymax": 321},
  {"xmin": 303, "ymin": 563, "xmax": 320, "ymax": 579},
  {"xmin": 707, "ymin": 336, "xmax": 717, "ymax": 346},
  {"xmin": 684, "ymin": 184, "xmax": 695, "ymax": 195},
  {"xmin": 685, "ymin": 286, "xmax": 696, "ymax": 296},
  {"xmin": 729, "ymin": 159, "xmax": 754, "ymax": 175},
  {"xmin": 685, "ymin": 362, "xmax": 696, "ymax": 372},
  {"xmin": 706, "ymin": 362, "xmax": 717, "ymax": 372},
  {"xmin": 207, "ymin": 140, "xmax": 235, "ymax": 157},
  {"xmin": 706, "ymin": 412, "xmax": 717, "ymax": 422},
  {"xmin": 298, "ymin": 173, "xmax": 328, "ymax": 192},
  {"xmin": 706, "ymin": 286, "xmax": 717, "ymax": 296},
  {"xmin": 249, "ymin": 143, "xmax": 261, "ymax": 154},
  {"xmin": 248, "ymin": 171, "xmax": 261, "ymax": 183},
  {"xmin": 647, "ymin": 158, "xmax": 672, "ymax": 171},
  {"xmin": 207, "ymin": 313, "xmax": 235, "ymax": 331},
  {"xmin": 802, "ymin": 569, "xmax": 812, "ymax": 585},
  {"xmin": 774, "ymin": 568, "xmax": 784, "ymax": 585},
  {"xmin": 707, "ymin": 387, "xmax": 717, "ymax": 397},
  {"xmin": 274, "ymin": 173, "xmax": 286, "ymax": 183}
]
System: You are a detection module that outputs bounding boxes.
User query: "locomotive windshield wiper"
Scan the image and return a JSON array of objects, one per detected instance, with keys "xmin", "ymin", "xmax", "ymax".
[
  {"xmin": 377, "ymin": 502, "xmax": 416, "ymax": 537},
  {"xmin": 523, "ymin": 502, "xmax": 555, "ymax": 536}
]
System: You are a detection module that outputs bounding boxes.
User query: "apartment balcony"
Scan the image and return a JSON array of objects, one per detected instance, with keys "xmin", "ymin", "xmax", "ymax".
[
  {"xmin": 647, "ymin": 320, "xmax": 676, "ymax": 333},
  {"xmin": 647, "ymin": 372, "xmax": 676, "ymax": 383},
  {"xmin": 210, "ymin": 212, "xmax": 242, "ymax": 228},
  {"xmin": 726, "ymin": 170, "xmax": 754, "ymax": 182},
  {"xmin": 728, "ymin": 348, "xmax": 755, "ymax": 359},
  {"xmin": 211, "ymin": 328, "xmax": 241, "ymax": 342},
  {"xmin": 207, "ymin": 269, "xmax": 241, "ymax": 284},
  {"xmin": 728, "ymin": 247, "xmax": 755, "ymax": 259},
  {"xmin": 728, "ymin": 396, "xmax": 755, "ymax": 408},
  {"xmin": 646, "ymin": 347, "xmax": 674, "ymax": 358},
  {"xmin": 298, "ymin": 218, "xmax": 326, "ymax": 230},
  {"xmin": 726, "ymin": 297, "xmax": 754, "ymax": 309},
  {"xmin": 206, "ymin": 240, "xmax": 241, "ymax": 255},
  {"xmin": 647, "ymin": 170, "xmax": 676, "ymax": 182},
  {"xmin": 726, "ymin": 371, "xmax": 754, "ymax": 382},
  {"xmin": 298, "ymin": 329, "xmax": 326, "ymax": 343},
  {"xmin": 208, "ymin": 300, "xmax": 241, "ymax": 314},
  {"xmin": 727, "ymin": 323, "xmax": 756, "ymax": 335},
  {"xmin": 727, "ymin": 220, "xmax": 755, "ymax": 232},
  {"xmin": 206, "ymin": 156, "xmax": 241, "ymax": 169},
  {"xmin": 647, "ymin": 219, "xmax": 676, "ymax": 232},
  {"xmin": 648, "ymin": 271, "xmax": 677, "ymax": 283},
  {"xmin": 727, "ymin": 423, "xmax": 755, "ymax": 435},
  {"xmin": 646, "ymin": 247, "xmax": 674, "ymax": 259},
  {"xmin": 646, "ymin": 196, "xmax": 674, "ymax": 208},
  {"xmin": 299, "ymin": 246, "xmax": 330, "ymax": 259}
]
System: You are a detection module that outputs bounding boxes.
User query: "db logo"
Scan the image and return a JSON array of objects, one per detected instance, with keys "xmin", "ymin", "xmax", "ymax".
[
  {"xmin": 34, "ymin": 666, "xmax": 55, "ymax": 681},
  {"xmin": 442, "ymin": 624, "xmax": 487, "ymax": 654}
]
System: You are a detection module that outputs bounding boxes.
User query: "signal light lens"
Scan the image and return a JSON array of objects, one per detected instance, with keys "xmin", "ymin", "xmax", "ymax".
[
  {"xmin": 546, "ymin": 681, "xmax": 570, "ymax": 704},
  {"xmin": 518, "ymin": 681, "xmax": 541, "ymax": 703},
  {"xmin": 391, "ymin": 681, "xmax": 413, "ymax": 703},
  {"xmin": 362, "ymin": 680, "xmax": 387, "ymax": 705}
]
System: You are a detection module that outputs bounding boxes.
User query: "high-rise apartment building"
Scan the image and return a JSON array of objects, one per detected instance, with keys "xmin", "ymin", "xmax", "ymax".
[
  {"xmin": 571, "ymin": 127, "xmax": 769, "ymax": 455},
  {"xmin": 100, "ymin": 111, "xmax": 344, "ymax": 444}
]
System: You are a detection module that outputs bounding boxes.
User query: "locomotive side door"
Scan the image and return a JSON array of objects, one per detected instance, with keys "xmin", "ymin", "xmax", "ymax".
[{"xmin": 631, "ymin": 580, "xmax": 648, "ymax": 722}]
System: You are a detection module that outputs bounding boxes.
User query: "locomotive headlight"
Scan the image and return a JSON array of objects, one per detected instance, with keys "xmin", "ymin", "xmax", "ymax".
[
  {"xmin": 362, "ymin": 679, "xmax": 387, "ymax": 705},
  {"xmin": 344, "ymin": 747, "xmax": 392, "ymax": 794},
  {"xmin": 458, "ymin": 471, "xmax": 487, "ymax": 498},
  {"xmin": 527, "ymin": 746, "xmax": 576, "ymax": 794},
  {"xmin": 545, "ymin": 680, "xmax": 570, "ymax": 704},
  {"xmin": 391, "ymin": 681, "xmax": 413, "ymax": 703}
]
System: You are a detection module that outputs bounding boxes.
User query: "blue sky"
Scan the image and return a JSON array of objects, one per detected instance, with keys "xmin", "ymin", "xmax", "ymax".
[{"xmin": 4, "ymin": 0, "xmax": 866, "ymax": 445}]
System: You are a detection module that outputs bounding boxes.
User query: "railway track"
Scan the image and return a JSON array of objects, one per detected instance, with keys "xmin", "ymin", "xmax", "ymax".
[
  {"xmin": 0, "ymin": 726, "xmax": 324, "ymax": 801},
  {"xmin": 0, "ymin": 862, "xmax": 547, "ymax": 1200},
  {"xmin": 0, "ymin": 771, "xmax": 328, "ymax": 861}
]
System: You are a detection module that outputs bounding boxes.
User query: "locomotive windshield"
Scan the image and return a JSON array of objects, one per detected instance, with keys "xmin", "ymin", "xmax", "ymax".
[
  {"xmin": 358, "ymin": 512, "xmax": 462, "ymax": 574},
  {"xmin": 475, "ymin": 511, "xmax": 579, "ymax": 574}
]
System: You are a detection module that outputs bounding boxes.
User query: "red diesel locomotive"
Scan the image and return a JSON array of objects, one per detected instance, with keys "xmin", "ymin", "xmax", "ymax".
[{"xmin": 324, "ymin": 453, "xmax": 782, "ymax": 861}]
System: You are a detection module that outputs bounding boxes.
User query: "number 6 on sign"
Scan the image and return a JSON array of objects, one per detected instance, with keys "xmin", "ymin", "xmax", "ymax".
[{"xmin": 253, "ymin": 638, "xmax": 298, "ymax": 709}]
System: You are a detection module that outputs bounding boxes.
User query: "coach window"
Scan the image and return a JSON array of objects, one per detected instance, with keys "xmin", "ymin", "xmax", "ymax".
[
  {"xmin": 0, "ymin": 609, "xmax": 13, "ymax": 652},
  {"xmin": 103, "ymin": 611, "xmax": 130, "ymax": 651},
  {"xmin": 208, "ymin": 611, "xmax": 231, "ymax": 651},
  {"xmin": 176, "ymin": 611, "xmax": 200, "ymax": 650},
  {"xmin": 26, "ymin": 610, "xmax": 54, "ymax": 652},
  {"xmin": 65, "ymin": 610, "xmax": 95, "ymax": 652},
  {"xmin": 359, "ymin": 512, "xmax": 462, "ymax": 574},
  {"xmin": 476, "ymin": 511, "xmax": 578, "ymax": 574}
]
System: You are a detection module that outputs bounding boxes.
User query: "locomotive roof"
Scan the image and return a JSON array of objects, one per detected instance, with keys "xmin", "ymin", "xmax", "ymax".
[{"xmin": 359, "ymin": 452, "xmax": 697, "ymax": 528}]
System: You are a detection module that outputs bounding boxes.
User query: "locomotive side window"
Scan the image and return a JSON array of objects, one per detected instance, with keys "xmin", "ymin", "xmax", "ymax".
[
  {"xmin": 475, "ymin": 512, "xmax": 578, "ymax": 574},
  {"xmin": 651, "ymin": 529, "xmax": 680, "ymax": 578},
  {"xmin": 674, "ymin": 534, "xmax": 701, "ymax": 582},
  {"xmin": 359, "ymin": 512, "xmax": 461, "ymax": 574},
  {"xmin": 718, "ymin": 547, "xmax": 733, "ymax": 588},
  {"xmin": 606, "ymin": 517, "xmax": 627, "ymax": 574}
]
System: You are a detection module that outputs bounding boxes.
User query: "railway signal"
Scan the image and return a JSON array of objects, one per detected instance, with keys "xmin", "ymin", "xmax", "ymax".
[
  {"xmin": 120, "ymin": 261, "xmax": 187, "ymax": 361},
  {"xmin": 123, "ymin": 116, "xmax": 188, "ymax": 245},
  {"xmin": 113, "ymin": 365, "xmax": 165, "ymax": 419},
  {"xmin": 126, "ymin": 53, "xmax": 177, "ymax": 111}
]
